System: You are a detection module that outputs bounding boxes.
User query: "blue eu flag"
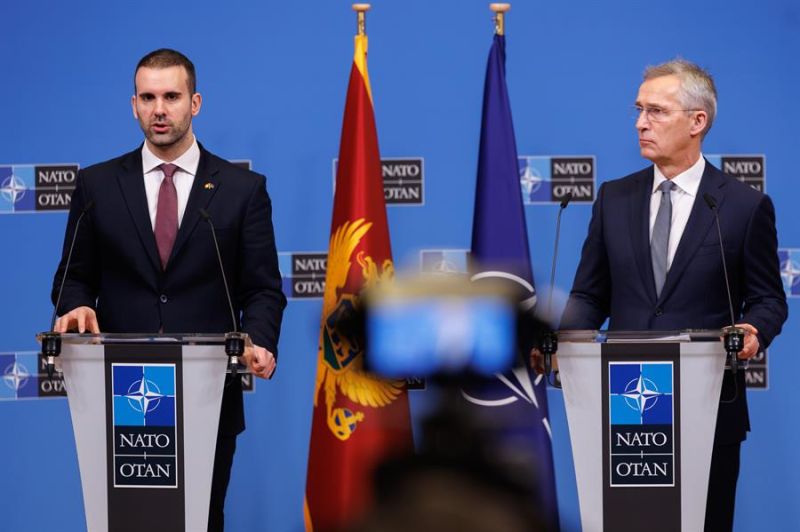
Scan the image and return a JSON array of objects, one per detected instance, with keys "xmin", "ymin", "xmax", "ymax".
[{"xmin": 467, "ymin": 34, "xmax": 560, "ymax": 530}]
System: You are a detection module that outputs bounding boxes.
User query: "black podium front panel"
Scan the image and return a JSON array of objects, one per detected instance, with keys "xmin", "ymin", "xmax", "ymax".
[
  {"xmin": 105, "ymin": 344, "xmax": 186, "ymax": 532},
  {"xmin": 601, "ymin": 343, "xmax": 681, "ymax": 532}
]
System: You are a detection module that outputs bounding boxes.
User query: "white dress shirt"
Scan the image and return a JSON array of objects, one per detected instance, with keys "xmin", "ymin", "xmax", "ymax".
[
  {"xmin": 649, "ymin": 155, "xmax": 705, "ymax": 269},
  {"xmin": 141, "ymin": 138, "xmax": 200, "ymax": 229}
]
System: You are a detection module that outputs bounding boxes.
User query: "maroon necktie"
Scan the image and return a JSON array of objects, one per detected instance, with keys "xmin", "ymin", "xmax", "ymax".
[{"xmin": 154, "ymin": 163, "xmax": 178, "ymax": 269}]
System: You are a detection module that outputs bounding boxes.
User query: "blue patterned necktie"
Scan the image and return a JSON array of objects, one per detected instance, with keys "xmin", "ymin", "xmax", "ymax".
[{"xmin": 651, "ymin": 180, "xmax": 677, "ymax": 297}]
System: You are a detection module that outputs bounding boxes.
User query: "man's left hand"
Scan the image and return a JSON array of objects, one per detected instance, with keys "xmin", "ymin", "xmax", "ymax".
[
  {"xmin": 243, "ymin": 344, "xmax": 276, "ymax": 379},
  {"xmin": 735, "ymin": 323, "xmax": 760, "ymax": 360}
]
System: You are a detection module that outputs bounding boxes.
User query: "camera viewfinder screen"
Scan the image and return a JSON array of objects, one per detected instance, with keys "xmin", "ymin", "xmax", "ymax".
[{"xmin": 366, "ymin": 296, "xmax": 515, "ymax": 378}]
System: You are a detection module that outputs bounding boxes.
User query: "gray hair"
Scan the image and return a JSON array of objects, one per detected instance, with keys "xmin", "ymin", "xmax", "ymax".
[{"xmin": 644, "ymin": 59, "xmax": 717, "ymax": 137}]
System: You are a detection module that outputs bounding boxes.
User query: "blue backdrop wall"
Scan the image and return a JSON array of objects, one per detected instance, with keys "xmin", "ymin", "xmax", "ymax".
[{"xmin": 1, "ymin": 1, "xmax": 798, "ymax": 530}]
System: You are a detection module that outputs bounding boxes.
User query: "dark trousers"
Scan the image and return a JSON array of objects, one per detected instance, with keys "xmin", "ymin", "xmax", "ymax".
[
  {"xmin": 704, "ymin": 442, "xmax": 741, "ymax": 532},
  {"xmin": 208, "ymin": 432, "xmax": 238, "ymax": 532}
]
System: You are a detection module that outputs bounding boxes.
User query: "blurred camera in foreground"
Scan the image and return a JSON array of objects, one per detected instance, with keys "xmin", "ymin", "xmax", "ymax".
[{"xmin": 362, "ymin": 276, "xmax": 543, "ymax": 380}]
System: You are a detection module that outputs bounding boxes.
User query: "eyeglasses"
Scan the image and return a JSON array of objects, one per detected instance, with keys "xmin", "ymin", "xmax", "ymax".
[{"xmin": 633, "ymin": 105, "xmax": 700, "ymax": 123}]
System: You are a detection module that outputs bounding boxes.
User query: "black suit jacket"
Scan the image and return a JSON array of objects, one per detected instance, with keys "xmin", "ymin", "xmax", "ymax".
[
  {"xmin": 561, "ymin": 161, "xmax": 787, "ymax": 444},
  {"xmin": 52, "ymin": 144, "xmax": 287, "ymax": 435}
]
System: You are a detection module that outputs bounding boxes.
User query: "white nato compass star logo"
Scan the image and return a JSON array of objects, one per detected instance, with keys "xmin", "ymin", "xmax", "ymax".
[
  {"xmin": 125, "ymin": 378, "xmax": 165, "ymax": 414},
  {"xmin": 420, "ymin": 250, "xmax": 468, "ymax": 276},
  {"xmin": 0, "ymin": 174, "xmax": 27, "ymax": 204},
  {"xmin": 429, "ymin": 258, "xmax": 462, "ymax": 274},
  {"xmin": 780, "ymin": 255, "xmax": 800, "ymax": 295},
  {"xmin": 3, "ymin": 361, "xmax": 30, "ymax": 391},
  {"xmin": 622, "ymin": 375, "xmax": 664, "ymax": 415},
  {"xmin": 461, "ymin": 365, "xmax": 553, "ymax": 439},
  {"xmin": 519, "ymin": 160, "xmax": 543, "ymax": 197}
]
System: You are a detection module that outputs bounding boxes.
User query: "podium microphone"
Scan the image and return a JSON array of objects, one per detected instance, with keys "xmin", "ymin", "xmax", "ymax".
[
  {"xmin": 42, "ymin": 199, "xmax": 95, "ymax": 379},
  {"xmin": 702, "ymin": 193, "xmax": 744, "ymax": 401},
  {"xmin": 542, "ymin": 192, "xmax": 572, "ymax": 387},
  {"xmin": 199, "ymin": 208, "xmax": 245, "ymax": 376}
]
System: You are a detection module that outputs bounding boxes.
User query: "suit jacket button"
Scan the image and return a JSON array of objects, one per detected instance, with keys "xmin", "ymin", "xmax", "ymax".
[
  {"xmin": 655, "ymin": 307, "xmax": 663, "ymax": 316},
  {"xmin": 160, "ymin": 294, "xmax": 168, "ymax": 303}
]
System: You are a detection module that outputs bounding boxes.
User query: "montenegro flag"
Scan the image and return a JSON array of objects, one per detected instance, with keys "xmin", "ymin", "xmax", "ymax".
[{"xmin": 304, "ymin": 33, "xmax": 414, "ymax": 532}]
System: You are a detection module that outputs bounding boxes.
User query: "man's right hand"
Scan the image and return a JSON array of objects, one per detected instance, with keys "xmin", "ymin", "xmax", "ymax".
[{"xmin": 53, "ymin": 306, "xmax": 100, "ymax": 334}]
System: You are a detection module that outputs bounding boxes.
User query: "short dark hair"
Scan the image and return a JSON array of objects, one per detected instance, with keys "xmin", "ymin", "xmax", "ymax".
[{"xmin": 134, "ymin": 48, "xmax": 196, "ymax": 94}]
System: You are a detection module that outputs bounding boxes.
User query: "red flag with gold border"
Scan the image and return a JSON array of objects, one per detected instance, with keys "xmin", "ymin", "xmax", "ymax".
[{"xmin": 304, "ymin": 31, "xmax": 413, "ymax": 532}]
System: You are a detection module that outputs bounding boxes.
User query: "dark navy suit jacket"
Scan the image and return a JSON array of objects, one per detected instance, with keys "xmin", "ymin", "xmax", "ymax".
[
  {"xmin": 561, "ymin": 161, "xmax": 787, "ymax": 444},
  {"xmin": 52, "ymin": 145, "xmax": 287, "ymax": 435}
]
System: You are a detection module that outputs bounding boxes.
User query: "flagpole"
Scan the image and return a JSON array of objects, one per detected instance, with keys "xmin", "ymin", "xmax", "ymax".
[
  {"xmin": 490, "ymin": 3, "xmax": 510, "ymax": 35},
  {"xmin": 353, "ymin": 3, "xmax": 370, "ymax": 35}
]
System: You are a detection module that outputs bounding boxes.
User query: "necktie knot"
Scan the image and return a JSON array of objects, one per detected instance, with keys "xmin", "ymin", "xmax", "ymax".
[
  {"xmin": 159, "ymin": 163, "xmax": 179, "ymax": 181},
  {"xmin": 659, "ymin": 180, "xmax": 677, "ymax": 194}
]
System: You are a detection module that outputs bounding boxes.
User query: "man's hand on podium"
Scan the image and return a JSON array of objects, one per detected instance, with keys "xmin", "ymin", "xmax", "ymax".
[
  {"xmin": 52, "ymin": 307, "xmax": 280, "ymax": 378},
  {"xmin": 53, "ymin": 306, "xmax": 100, "ymax": 334},
  {"xmin": 243, "ymin": 345, "xmax": 276, "ymax": 379},
  {"xmin": 530, "ymin": 347, "xmax": 558, "ymax": 375},
  {"xmin": 735, "ymin": 323, "xmax": 760, "ymax": 360}
]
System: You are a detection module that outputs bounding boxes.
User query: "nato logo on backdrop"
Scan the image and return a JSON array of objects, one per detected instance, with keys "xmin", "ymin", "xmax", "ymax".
[
  {"xmin": 382, "ymin": 158, "xmax": 424, "ymax": 204},
  {"xmin": 230, "ymin": 160, "xmax": 252, "ymax": 170},
  {"xmin": 332, "ymin": 158, "xmax": 425, "ymax": 205},
  {"xmin": 779, "ymin": 248, "xmax": 800, "ymax": 298},
  {"xmin": 0, "ymin": 352, "xmax": 66, "ymax": 400},
  {"xmin": 112, "ymin": 363, "xmax": 178, "ymax": 487},
  {"xmin": 419, "ymin": 249, "xmax": 469, "ymax": 275},
  {"xmin": 0, "ymin": 352, "xmax": 37, "ymax": 399},
  {"xmin": 745, "ymin": 349, "xmax": 768, "ymax": 390},
  {"xmin": 608, "ymin": 361, "xmax": 675, "ymax": 487},
  {"xmin": 706, "ymin": 155, "xmax": 765, "ymax": 192},
  {"xmin": 742, "ymin": 237, "xmax": 789, "ymax": 391},
  {"xmin": 279, "ymin": 252, "xmax": 327, "ymax": 299},
  {"xmin": 519, "ymin": 156, "xmax": 596, "ymax": 204},
  {"xmin": 0, "ymin": 164, "xmax": 79, "ymax": 213},
  {"xmin": 758, "ymin": 246, "xmax": 800, "ymax": 390}
]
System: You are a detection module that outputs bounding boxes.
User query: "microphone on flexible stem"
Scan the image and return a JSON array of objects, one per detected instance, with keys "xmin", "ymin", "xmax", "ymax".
[
  {"xmin": 42, "ymin": 199, "xmax": 95, "ymax": 379},
  {"xmin": 702, "ymin": 194, "xmax": 744, "ymax": 401},
  {"xmin": 541, "ymin": 192, "xmax": 572, "ymax": 387},
  {"xmin": 199, "ymin": 208, "xmax": 245, "ymax": 376}
]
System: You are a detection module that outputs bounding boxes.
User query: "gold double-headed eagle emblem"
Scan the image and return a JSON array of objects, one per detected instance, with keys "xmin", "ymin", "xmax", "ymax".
[{"xmin": 314, "ymin": 218, "xmax": 404, "ymax": 441}]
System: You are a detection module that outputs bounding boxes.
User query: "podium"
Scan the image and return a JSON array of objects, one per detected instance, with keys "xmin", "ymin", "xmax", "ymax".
[
  {"xmin": 41, "ymin": 333, "xmax": 242, "ymax": 532},
  {"xmin": 557, "ymin": 330, "xmax": 727, "ymax": 532}
]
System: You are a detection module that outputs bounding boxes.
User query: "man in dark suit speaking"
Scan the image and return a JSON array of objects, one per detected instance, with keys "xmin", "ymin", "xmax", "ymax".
[
  {"xmin": 559, "ymin": 59, "xmax": 787, "ymax": 531},
  {"xmin": 51, "ymin": 48, "xmax": 286, "ymax": 531}
]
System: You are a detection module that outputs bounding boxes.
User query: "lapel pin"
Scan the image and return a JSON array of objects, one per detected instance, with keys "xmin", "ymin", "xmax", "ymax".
[{"xmin": 204, "ymin": 182, "xmax": 215, "ymax": 190}]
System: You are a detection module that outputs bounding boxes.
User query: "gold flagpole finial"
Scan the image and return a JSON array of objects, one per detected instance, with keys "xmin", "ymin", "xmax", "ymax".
[
  {"xmin": 353, "ymin": 4, "xmax": 371, "ymax": 36},
  {"xmin": 490, "ymin": 3, "xmax": 511, "ymax": 35}
]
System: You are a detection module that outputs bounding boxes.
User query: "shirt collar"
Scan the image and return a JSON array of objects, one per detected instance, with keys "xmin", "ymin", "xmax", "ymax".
[
  {"xmin": 652, "ymin": 154, "xmax": 705, "ymax": 196},
  {"xmin": 141, "ymin": 136, "xmax": 201, "ymax": 176}
]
